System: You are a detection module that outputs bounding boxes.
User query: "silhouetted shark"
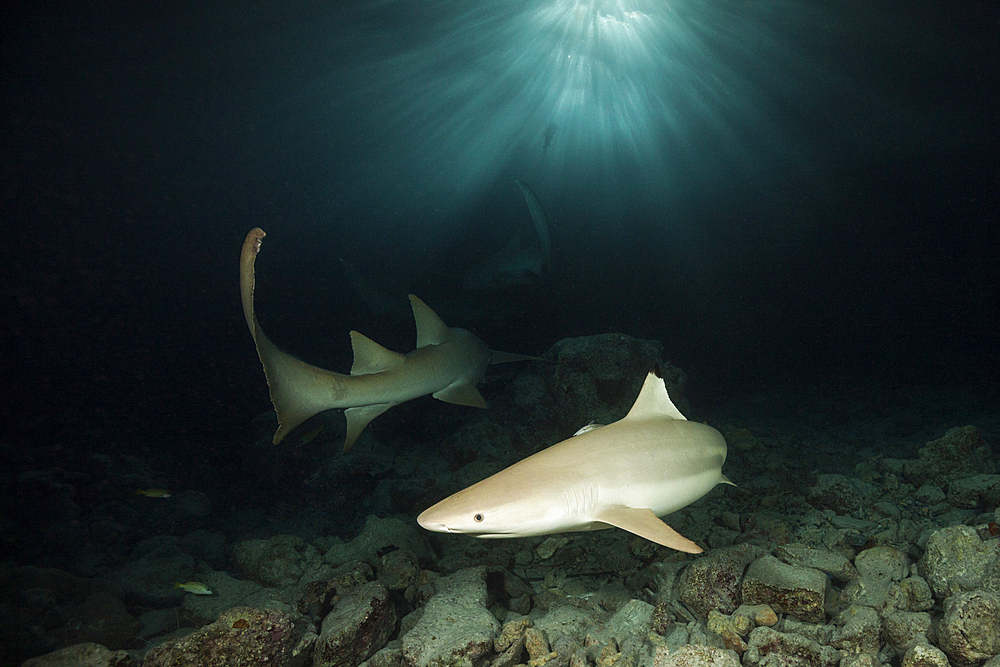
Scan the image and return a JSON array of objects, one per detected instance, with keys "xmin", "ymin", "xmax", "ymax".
[
  {"xmin": 543, "ymin": 123, "xmax": 557, "ymax": 154},
  {"xmin": 458, "ymin": 179, "xmax": 551, "ymax": 293}
]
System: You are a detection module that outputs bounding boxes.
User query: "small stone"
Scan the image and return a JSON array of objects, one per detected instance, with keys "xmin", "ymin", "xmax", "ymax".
[
  {"xmin": 524, "ymin": 627, "xmax": 551, "ymax": 661},
  {"xmin": 902, "ymin": 644, "xmax": 950, "ymax": 667},
  {"xmin": 536, "ymin": 537, "xmax": 568, "ymax": 560}
]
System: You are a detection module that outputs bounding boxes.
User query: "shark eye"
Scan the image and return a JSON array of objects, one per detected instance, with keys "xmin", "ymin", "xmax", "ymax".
[{"xmin": 474, "ymin": 513, "xmax": 484, "ymax": 523}]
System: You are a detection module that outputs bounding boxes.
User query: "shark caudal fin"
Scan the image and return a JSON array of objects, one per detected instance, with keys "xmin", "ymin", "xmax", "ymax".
[{"xmin": 241, "ymin": 228, "xmax": 351, "ymax": 445}]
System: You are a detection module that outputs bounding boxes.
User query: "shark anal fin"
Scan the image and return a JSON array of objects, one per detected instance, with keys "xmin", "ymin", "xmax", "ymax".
[
  {"xmin": 344, "ymin": 404, "xmax": 393, "ymax": 452},
  {"xmin": 432, "ymin": 383, "xmax": 487, "ymax": 409},
  {"xmin": 408, "ymin": 295, "xmax": 451, "ymax": 348},
  {"xmin": 350, "ymin": 331, "xmax": 405, "ymax": 376},
  {"xmin": 593, "ymin": 505, "xmax": 703, "ymax": 554}
]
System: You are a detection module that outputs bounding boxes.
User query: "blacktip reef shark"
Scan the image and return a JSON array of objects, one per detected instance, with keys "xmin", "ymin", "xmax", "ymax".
[
  {"xmin": 459, "ymin": 179, "xmax": 552, "ymax": 293},
  {"xmin": 240, "ymin": 228, "xmax": 540, "ymax": 452},
  {"xmin": 418, "ymin": 371, "xmax": 733, "ymax": 553}
]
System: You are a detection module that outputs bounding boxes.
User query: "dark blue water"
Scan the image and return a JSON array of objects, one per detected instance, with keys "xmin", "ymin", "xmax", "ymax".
[{"xmin": 2, "ymin": 0, "xmax": 997, "ymax": 662}]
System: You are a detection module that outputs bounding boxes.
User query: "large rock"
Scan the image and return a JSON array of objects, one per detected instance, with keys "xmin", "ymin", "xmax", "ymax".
[
  {"xmin": 314, "ymin": 582, "xmax": 395, "ymax": 667},
  {"xmin": 903, "ymin": 426, "xmax": 994, "ymax": 486},
  {"xmin": 542, "ymin": 335, "xmax": 686, "ymax": 422},
  {"xmin": 744, "ymin": 627, "xmax": 840, "ymax": 667},
  {"xmin": 233, "ymin": 534, "xmax": 320, "ymax": 588},
  {"xmin": 948, "ymin": 474, "xmax": 1000, "ymax": 509},
  {"xmin": 883, "ymin": 611, "xmax": 935, "ymax": 657},
  {"xmin": 653, "ymin": 643, "xmax": 740, "ymax": 667},
  {"xmin": 401, "ymin": 567, "xmax": 500, "ymax": 667},
  {"xmin": 19, "ymin": 642, "xmax": 133, "ymax": 667},
  {"xmin": 831, "ymin": 605, "xmax": 880, "ymax": 655},
  {"xmin": 774, "ymin": 544, "xmax": 858, "ymax": 584},
  {"xmin": 741, "ymin": 555, "xmax": 827, "ymax": 624},
  {"xmin": 806, "ymin": 474, "xmax": 879, "ymax": 514},
  {"xmin": 679, "ymin": 544, "xmax": 763, "ymax": 617},
  {"xmin": 143, "ymin": 607, "xmax": 300, "ymax": 667},
  {"xmin": 938, "ymin": 591, "xmax": 1000, "ymax": 667},
  {"xmin": 902, "ymin": 644, "xmax": 950, "ymax": 667},
  {"xmin": 2, "ymin": 566, "xmax": 139, "ymax": 660},
  {"xmin": 841, "ymin": 546, "xmax": 908, "ymax": 612},
  {"xmin": 112, "ymin": 543, "xmax": 196, "ymax": 606},
  {"xmin": 324, "ymin": 516, "xmax": 431, "ymax": 567},
  {"xmin": 918, "ymin": 525, "xmax": 999, "ymax": 599}
]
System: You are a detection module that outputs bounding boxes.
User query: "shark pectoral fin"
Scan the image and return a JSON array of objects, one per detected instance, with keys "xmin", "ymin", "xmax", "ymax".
[
  {"xmin": 593, "ymin": 505, "xmax": 704, "ymax": 554},
  {"xmin": 408, "ymin": 295, "xmax": 451, "ymax": 348},
  {"xmin": 343, "ymin": 404, "xmax": 393, "ymax": 452},
  {"xmin": 488, "ymin": 349, "xmax": 546, "ymax": 365},
  {"xmin": 432, "ymin": 383, "xmax": 487, "ymax": 409},
  {"xmin": 350, "ymin": 331, "xmax": 405, "ymax": 376}
]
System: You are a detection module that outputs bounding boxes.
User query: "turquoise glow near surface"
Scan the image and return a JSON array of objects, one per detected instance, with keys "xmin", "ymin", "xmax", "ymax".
[{"xmin": 309, "ymin": 0, "xmax": 879, "ymax": 243}]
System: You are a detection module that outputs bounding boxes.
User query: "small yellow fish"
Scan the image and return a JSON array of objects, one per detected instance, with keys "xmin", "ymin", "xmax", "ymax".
[
  {"xmin": 136, "ymin": 488, "xmax": 171, "ymax": 498},
  {"xmin": 174, "ymin": 581, "xmax": 212, "ymax": 595}
]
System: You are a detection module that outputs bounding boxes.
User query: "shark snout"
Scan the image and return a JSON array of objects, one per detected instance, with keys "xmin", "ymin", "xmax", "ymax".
[{"xmin": 416, "ymin": 510, "xmax": 449, "ymax": 533}]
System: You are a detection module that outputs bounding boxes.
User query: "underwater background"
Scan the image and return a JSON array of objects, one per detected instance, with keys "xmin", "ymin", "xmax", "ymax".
[{"xmin": 1, "ymin": 0, "xmax": 998, "ymax": 665}]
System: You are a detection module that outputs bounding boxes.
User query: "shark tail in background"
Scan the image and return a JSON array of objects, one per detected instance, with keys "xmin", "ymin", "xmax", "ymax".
[
  {"xmin": 515, "ymin": 179, "xmax": 551, "ymax": 271},
  {"xmin": 240, "ymin": 228, "xmax": 351, "ymax": 444}
]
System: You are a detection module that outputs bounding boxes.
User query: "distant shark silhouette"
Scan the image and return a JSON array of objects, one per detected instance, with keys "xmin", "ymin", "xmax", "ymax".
[
  {"xmin": 240, "ymin": 228, "xmax": 540, "ymax": 451},
  {"xmin": 458, "ymin": 179, "xmax": 552, "ymax": 293},
  {"xmin": 419, "ymin": 372, "xmax": 733, "ymax": 552},
  {"xmin": 543, "ymin": 123, "xmax": 557, "ymax": 154}
]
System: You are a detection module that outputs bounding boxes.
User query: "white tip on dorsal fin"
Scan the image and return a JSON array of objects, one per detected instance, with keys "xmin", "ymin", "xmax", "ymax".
[
  {"xmin": 408, "ymin": 295, "xmax": 450, "ymax": 348},
  {"xmin": 350, "ymin": 331, "xmax": 405, "ymax": 376},
  {"xmin": 624, "ymin": 372, "xmax": 687, "ymax": 421}
]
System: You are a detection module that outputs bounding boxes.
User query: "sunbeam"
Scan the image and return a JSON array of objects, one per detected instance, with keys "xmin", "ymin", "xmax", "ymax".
[{"xmin": 320, "ymin": 0, "xmax": 844, "ymax": 233}]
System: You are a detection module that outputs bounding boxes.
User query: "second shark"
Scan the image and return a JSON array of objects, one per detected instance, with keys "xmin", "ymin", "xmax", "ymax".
[{"xmin": 240, "ymin": 228, "xmax": 540, "ymax": 451}]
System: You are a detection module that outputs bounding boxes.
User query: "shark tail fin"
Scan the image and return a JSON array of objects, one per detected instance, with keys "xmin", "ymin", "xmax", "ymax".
[{"xmin": 241, "ymin": 228, "xmax": 351, "ymax": 444}]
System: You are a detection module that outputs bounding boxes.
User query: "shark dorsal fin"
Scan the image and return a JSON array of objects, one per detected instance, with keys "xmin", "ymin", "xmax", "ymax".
[
  {"xmin": 408, "ymin": 295, "xmax": 450, "ymax": 348},
  {"xmin": 624, "ymin": 372, "xmax": 687, "ymax": 421},
  {"xmin": 350, "ymin": 331, "xmax": 405, "ymax": 376}
]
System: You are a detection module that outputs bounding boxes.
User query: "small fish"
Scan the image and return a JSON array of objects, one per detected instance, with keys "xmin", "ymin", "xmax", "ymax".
[
  {"xmin": 174, "ymin": 581, "xmax": 212, "ymax": 595},
  {"xmin": 136, "ymin": 488, "xmax": 171, "ymax": 498}
]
